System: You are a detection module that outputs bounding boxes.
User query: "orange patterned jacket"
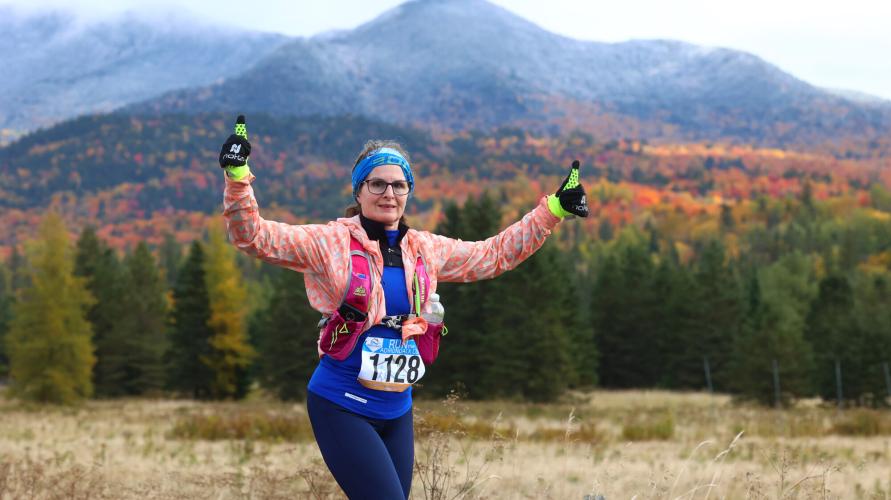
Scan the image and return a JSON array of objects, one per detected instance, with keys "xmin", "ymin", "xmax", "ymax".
[{"xmin": 223, "ymin": 172, "xmax": 561, "ymax": 338}]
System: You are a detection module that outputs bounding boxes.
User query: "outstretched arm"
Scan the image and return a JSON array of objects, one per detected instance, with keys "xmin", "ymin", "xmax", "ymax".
[
  {"xmin": 220, "ymin": 115, "xmax": 335, "ymax": 275},
  {"xmin": 432, "ymin": 196, "xmax": 560, "ymax": 282},
  {"xmin": 433, "ymin": 160, "xmax": 589, "ymax": 283}
]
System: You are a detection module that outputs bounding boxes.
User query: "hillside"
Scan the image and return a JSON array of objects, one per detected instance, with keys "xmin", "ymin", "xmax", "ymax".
[
  {"xmin": 1, "ymin": 111, "xmax": 888, "ymax": 253},
  {"xmin": 0, "ymin": 6, "xmax": 288, "ymax": 139},
  {"xmin": 131, "ymin": 0, "xmax": 891, "ymax": 155}
]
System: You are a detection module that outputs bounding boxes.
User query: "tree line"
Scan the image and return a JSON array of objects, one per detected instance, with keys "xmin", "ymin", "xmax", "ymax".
[{"xmin": 1, "ymin": 186, "xmax": 890, "ymax": 406}]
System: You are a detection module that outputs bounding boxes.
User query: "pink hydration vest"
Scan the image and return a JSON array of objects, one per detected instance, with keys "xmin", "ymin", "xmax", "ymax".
[{"xmin": 318, "ymin": 237, "xmax": 445, "ymax": 364}]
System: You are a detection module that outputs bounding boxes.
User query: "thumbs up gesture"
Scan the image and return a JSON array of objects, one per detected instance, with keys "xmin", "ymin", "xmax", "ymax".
[
  {"xmin": 219, "ymin": 115, "xmax": 251, "ymax": 180},
  {"xmin": 547, "ymin": 160, "xmax": 589, "ymax": 218}
]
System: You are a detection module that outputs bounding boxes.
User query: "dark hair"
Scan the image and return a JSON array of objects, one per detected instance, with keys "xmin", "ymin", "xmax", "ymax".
[{"xmin": 344, "ymin": 140, "xmax": 412, "ymax": 222}]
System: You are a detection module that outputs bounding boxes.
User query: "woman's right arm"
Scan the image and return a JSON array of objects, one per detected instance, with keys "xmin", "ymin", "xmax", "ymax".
[{"xmin": 223, "ymin": 172, "xmax": 335, "ymax": 275}]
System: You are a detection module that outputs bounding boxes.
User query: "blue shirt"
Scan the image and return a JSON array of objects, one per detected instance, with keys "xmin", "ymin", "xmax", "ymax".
[{"xmin": 308, "ymin": 230, "xmax": 413, "ymax": 419}]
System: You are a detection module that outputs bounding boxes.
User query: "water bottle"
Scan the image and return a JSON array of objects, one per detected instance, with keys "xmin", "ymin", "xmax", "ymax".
[{"xmin": 421, "ymin": 293, "xmax": 445, "ymax": 324}]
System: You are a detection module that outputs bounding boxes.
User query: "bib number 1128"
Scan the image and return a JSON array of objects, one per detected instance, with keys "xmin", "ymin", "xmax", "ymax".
[
  {"xmin": 368, "ymin": 353, "xmax": 422, "ymax": 384},
  {"xmin": 359, "ymin": 337, "xmax": 426, "ymax": 390}
]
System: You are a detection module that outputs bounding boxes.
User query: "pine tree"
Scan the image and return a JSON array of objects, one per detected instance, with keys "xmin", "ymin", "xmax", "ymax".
[
  {"xmin": 0, "ymin": 262, "xmax": 12, "ymax": 377},
  {"xmin": 479, "ymin": 241, "xmax": 574, "ymax": 401},
  {"xmin": 670, "ymin": 239, "xmax": 742, "ymax": 390},
  {"xmin": 115, "ymin": 242, "xmax": 168, "ymax": 395},
  {"xmin": 424, "ymin": 193, "xmax": 504, "ymax": 398},
  {"xmin": 730, "ymin": 254, "xmax": 816, "ymax": 405},
  {"xmin": 805, "ymin": 274, "xmax": 858, "ymax": 403},
  {"xmin": 166, "ymin": 241, "xmax": 215, "ymax": 399},
  {"xmin": 159, "ymin": 232, "xmax": 182, "ymax": 290},
  {"xmin": 252, "ymin": 267, "xmax": 319, "ymax": 400},
  {"xmin": 565, "ymin": 238, "xmax": 598, "ymax": 388},
  {"xmin": 651, "ymin": 256, "xmax": 701, "ymax": 389},
  {"xmin": 9, "ymin": 246, "xmax": 30, "ymax": 291},
  {"xmin": 6, "ymin": 212, "xmax": 96, "ymax": 404},
  {"xmin": 851, "ymin": 273, "xmax": 891, "ymax": 405},
  {"xmin": 204, "ymin": 228, "xmax": 255, "ymax": 399},
  {"xmin": 598, "ymin": 219, "xmax": 614, "ymax": 241},
  {"xmin": 74, "ymin": 227, "xmax": 128, "ymax": 397},
  {"xmin": 594, "ymin": 233, "xmax": 662, "ymax": 388}
]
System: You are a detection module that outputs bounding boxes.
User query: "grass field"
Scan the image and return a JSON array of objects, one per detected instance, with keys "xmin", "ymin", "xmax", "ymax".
[{"xmin": 1, "ymin": 389, "xmax": 891, "ymax": 499}]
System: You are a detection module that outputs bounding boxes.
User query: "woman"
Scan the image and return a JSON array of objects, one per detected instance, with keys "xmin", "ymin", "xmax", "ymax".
[{"xmin": 219, "ymin": 116, "xmax": 588, "ymax": 499}]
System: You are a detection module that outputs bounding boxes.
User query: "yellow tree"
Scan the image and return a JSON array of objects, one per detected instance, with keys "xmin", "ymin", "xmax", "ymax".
[
  {"xmin": 6, "ymin": 212, "xmax": 96, "ymax": 403},
  {"xmin": 203, "ymin": 226, "xmax": 254, "ymax": 399}
]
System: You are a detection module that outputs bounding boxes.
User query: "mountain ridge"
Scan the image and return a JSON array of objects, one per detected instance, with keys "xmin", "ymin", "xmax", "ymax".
[
  {"xmin": 0, "ymin": 6, "xmax": 289, "ymax": 138},
  {"xmin": 5, "ymin": 0, "xmax": 891, "ymax": 155},
  {"xmin": 127, "ymin": 0, "xmax": 891, "ymax": 153}
]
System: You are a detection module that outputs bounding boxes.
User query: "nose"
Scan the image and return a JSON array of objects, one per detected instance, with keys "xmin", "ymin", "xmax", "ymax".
[{"xmin": 381, "ymin": 184, "xmax": 396, "ymax": 197}]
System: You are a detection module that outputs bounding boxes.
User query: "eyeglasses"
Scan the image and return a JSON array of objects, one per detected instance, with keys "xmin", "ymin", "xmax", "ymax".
[{"xmin": 363, "ymin": 178, "xmax": 411, "ymax": 196}]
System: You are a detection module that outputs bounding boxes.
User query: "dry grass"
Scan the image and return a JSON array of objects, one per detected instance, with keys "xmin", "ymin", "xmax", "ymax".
[{"xmin": 1, "ymin": 389, "xmax": 891, "ymax": 498}]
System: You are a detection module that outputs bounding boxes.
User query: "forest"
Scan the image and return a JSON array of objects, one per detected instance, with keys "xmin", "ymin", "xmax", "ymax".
[{"xmin": 2, "ymin": 168, "xmax": 890, "ymax": 405}]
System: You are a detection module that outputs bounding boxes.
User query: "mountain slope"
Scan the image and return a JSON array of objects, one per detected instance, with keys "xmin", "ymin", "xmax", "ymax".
[
  {"xmin": 132, "ymin": 0, "xmax": 891, "ymax": 152},
  {"xmin": 0, "ymin": 7, "xmax": 289, "ymax": 138}
]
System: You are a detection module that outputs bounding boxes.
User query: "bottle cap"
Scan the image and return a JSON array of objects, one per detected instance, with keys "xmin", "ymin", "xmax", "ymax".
[{"xmin": 430, "ymin": 293, "xmax": 440, "ymax": 301}]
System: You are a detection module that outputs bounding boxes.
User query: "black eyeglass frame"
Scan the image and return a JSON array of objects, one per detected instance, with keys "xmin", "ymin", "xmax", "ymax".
[{"xmin": 362, "ymin": 178, "xmax": 412, "ymax": 196}]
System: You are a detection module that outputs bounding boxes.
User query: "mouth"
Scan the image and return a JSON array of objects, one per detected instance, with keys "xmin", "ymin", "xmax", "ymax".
[{"xmin": 378, "ymin": 204, "xmax": 397, "ymax": 210}]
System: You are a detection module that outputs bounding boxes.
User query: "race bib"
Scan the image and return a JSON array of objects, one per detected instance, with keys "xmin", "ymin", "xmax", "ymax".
[{"xmin": 358, "ymin": 336, "xmax": 426, "ymax": 392}]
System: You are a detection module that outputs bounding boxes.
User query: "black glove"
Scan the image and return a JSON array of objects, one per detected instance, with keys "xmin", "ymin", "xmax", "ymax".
[
  {"xmin": 549, "ymin": 160, "xmax": 589, "ymax": 218},
  {"xmin": 219, "ymin": 115, "xmax": 251, "ymax": 169}
]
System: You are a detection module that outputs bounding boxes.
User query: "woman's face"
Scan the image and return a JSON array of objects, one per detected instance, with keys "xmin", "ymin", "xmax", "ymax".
[{"xmin": 356, "ymin": 164, "xmax": 409, "ymax": 230}]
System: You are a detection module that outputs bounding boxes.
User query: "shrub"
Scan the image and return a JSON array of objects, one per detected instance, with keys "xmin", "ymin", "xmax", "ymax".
[
  {"xmin": 621, "ymin": 412, "xmax": 675, "ymax": 441},
  {"xmin": 168, "ymin": 411, "xmax": 314, "ymax": 441}
]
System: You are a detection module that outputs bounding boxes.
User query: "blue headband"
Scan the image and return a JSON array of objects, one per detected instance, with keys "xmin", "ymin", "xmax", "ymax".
[{"xmin": 351, "ymin": 147, "xmax": 414, "ymax": 196}]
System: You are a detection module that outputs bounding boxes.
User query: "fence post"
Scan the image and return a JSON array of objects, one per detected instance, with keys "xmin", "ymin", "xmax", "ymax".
[
  {"xmin": 703, "ymin": 356, "xmax": 713, "ymax": 394},
  {"xmin": 835, "ymin": 359, "xmax": 843, "ymax": 410},
  {"xmin": 772, "ymin": 359, "xmax": 781, "ymax": 409}
]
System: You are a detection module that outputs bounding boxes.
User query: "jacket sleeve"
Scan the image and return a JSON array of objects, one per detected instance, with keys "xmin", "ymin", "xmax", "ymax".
[
  {"xmin": 222, "ymin": 172, "xmax": 335, "ymax": 275},
  {"xmin": 431, "ymin": 196, "xmax": 561, "ymax": 283}
]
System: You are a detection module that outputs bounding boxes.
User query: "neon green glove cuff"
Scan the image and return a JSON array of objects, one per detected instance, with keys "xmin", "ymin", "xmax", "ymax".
[
  {"xmin": 547, "ymin": 194, "xmax": 570, "ymax": 218},
  {"xmin": 225, "ymin": 165, "xmax": 251, "ymax": 181}
]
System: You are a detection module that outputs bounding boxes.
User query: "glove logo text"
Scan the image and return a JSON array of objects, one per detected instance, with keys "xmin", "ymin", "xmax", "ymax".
[{"xmin": 229, "ymin": 144, "xmax": 242, "ymax": 154}]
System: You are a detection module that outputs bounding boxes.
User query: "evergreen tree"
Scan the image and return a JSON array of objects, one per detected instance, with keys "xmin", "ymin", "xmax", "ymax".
[
  {"xmin": 673, "ymin": 239, "xmax": 743, "ymax": 390},
  {"xmin": 720, "ymin": 204, "xmax": 735, "ymax": 232},
  {"xmin": 159, "ymin": 232, "xmax": 182, "ymax": 290},
  {"xmin": 478, "ymin": 241, "xmax": 574, "ymax": 401},
  {"xmin": 8, "ymin": 246, "xmax": 30, "ymax": 291},
  {"xmin": 204, "ymin": 228, "xmax": 255, "ymax": 399},
  {"xmin": 74, "ymin": 226, "xmax": 128, "ymax": 397},
  {"xmin": 114, "ymin": 242, "xmax": 168, "ymax": 395},
  {"xmin": 424, "ymin": 193, "xmax": 503, "ymax": 398},
  {"xmin": 166, "ymin": 241, "xmax": 215, "ymax": 399},
  {"xmin": 252, "ymin": 267, "xmax": 319, "ymax": 400},
  {"xmin": 593, "ymin": 233, "xmax": 662, "ymax": 388},
  {"xmin": 851, "ymin": 273, "xmax": 891, "ymax": 405},
  {"xmin": 730, "ymin": 254, "xmax": 816, "ymax": 405},
  {"xmin": 0, "ymin": 262, "xmax": 12, "ymax": 377},
  {"xmin": 6, "ymin": 212, "xmax": 96, "ymax": 404},
  {"xmin": 598, "ymin": 218, "xmax": 614, "ymax": 241},
  {"xmin": 805, "ymin": 274, "xmax": 859, "ymax": 403},
  {"xmin": 565, "ymin": 240, "xmax": 598, "ymax": 388},
  {"xmin": 651, "ymin": 256, "xmax": 701, "ymax": 389}
]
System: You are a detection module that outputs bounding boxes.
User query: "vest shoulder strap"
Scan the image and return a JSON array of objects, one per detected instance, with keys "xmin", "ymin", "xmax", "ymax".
[{"xmin": 343, "ymin": 237, "xmax": 372, "ymax": 313}]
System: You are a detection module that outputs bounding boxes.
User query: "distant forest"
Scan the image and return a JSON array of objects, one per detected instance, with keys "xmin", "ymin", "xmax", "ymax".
[
  {"xmin": 2, "ymin": 112, "xmax": 890, "ymax": 405},
  {"xmin": 2, "ymin": 169, "xmax": 891, "ymax": 405}
]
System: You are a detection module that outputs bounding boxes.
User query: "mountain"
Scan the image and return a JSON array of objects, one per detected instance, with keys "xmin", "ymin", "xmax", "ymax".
[
  {"xmin": 131, "ymin": 0, "xmax": 891, "ymax": 153},
  {"xmin": 0, "ymin": 6, "xmax": 289, "ymax": 140}
]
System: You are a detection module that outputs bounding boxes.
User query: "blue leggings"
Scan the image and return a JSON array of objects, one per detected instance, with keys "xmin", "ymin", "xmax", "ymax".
[{"xmin": 306, "ymin": 391, "xmax": 414, "ymax": 499}]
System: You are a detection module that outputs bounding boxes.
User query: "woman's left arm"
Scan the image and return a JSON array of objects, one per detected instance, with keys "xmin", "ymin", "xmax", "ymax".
[
  {"xmin": 431, "ymin": 196, "xmax": 561, "ymax": 283},
  {"xmin": 432, "ymin": 160, "xmax": 588, "ymax": 283}
]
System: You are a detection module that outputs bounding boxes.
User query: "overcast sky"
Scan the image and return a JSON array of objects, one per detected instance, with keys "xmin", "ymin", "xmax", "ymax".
[{"xmin": 5, "ymin": 0, "xmax": 890, "ymax": 100}]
